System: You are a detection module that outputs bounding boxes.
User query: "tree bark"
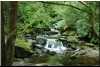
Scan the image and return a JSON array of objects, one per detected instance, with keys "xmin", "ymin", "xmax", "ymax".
[
  {"xmin": 1, "ymin": 1, "xmax": 6, "ymax": 66},
  {"xmin": 88, "ymin": 2, "xmax": 99, "ymax": 44},
  {"xmin": 0, "ymin": 1, "xmax": 1, "ymax": 66},
  {"xmin": 5, "ymin": 1, "xmax": 18, "ymax": 66},
  {"xmin": 89, "ymin": 2, "xmax": 99, "ymax": 37}
]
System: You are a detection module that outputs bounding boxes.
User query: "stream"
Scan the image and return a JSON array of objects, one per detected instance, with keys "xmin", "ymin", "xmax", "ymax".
[
  {"xmin": 14, "ymin": 28, "xmax": 70, "ymax": 66},
  {"xmin": 13, "ymin": 28, "xmax": 99, "ymax": 66}
]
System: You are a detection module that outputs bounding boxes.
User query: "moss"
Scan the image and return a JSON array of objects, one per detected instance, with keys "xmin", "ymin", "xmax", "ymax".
[
  {"xmin": 67, "ymin": 36, "xmax": 79, "ymax": 42},
  {"xmin": 15, "ymin": 38, "xmax": 33, "ymax": 52},
  {"xmin": 63, "ymin": 31, "xmax": 77, "ymax": 36}
]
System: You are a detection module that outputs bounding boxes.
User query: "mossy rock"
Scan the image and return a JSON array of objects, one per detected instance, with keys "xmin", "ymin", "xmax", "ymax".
[
  {"xmin": 63, "ymin": 31, "xmax": 77, "ymax": 36},
  {"xmin": 15, "ymin": 38, "xmax": 33, "ymax": 52},
  {"xmin": 67, "ymin": 36, "xmax": 79, "ymax": 42}
]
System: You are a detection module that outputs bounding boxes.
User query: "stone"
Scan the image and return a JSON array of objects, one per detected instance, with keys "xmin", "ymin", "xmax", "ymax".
[
  {"xmin": 67, "ymin": 36, "xmax": 79, "ymax": 42},
  {"xmin": 15, "ymin": 46, "xmax": 33, "ymax": 59},
  {"xmin": 36, "ymin": 37, "xmax": 47, "ymax": 45}
]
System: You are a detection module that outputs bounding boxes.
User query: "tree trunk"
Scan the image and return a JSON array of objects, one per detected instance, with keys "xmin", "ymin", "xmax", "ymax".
[
  {"xmin": 88, "ymin": 2, "xmax": 99, "ymax": 43},
  {"xmin": 89, "ymin": 12, "xmax": 96, "ymax": 36},
  {"xmin": 0, "ymin": 1, "xmax": 1, "ymax": 66},
  {"xmin": 1, "ymin": 1, "xmax": 6, "ymax": 66},
  {"xmin": 5, "ymin": 1, "xmax": 18, "ymax": 66}
]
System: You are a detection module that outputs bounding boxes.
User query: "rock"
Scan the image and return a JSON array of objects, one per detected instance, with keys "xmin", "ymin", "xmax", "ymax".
[
  {"xmin": 72, "ymin": 47, "xmax": 99, "ymax": 65},
  {"xmin": 46, "ymin": 31, "xmax": 58, "ymax": 35},
  {"xmin": 62, "ymin": 31, "xmax": 76, "ymax": 36},
  {"xmin": 62, "ymin": 44, "xmax": 99, "ymax": 65},
  {"xmin": 12, "ymin": 61, "xmax": 35, "ymax": 66},
  {"xmin": 36, "ymin": 37, "xmax": 47, "ymax": 45},
  {"xmin": 85, "ymin": 43, "xmax": 96, "ymax": 47},
  {"xmin": 12, "ymin": 61, "xmax": 25, "ymax": 66},
  {"xmin": 67, "ymin": 36, "xmax": 79, "ymax": 42},
  {"xmin": 84, "ymin": 48, "xmax": 99, "ymax": 58},
  {"xmin": 15, "ymin": 46, "xmax": 33, "ymax": 59},
  {"xmin": 35, "ymin": 63, "xmax": 63, "ymax": 66},
  {"xmin": 78, "ymin": 55, "xmax": 99, "ymax": 65},
  {"xmin": 24, "ymin": 34, "xmax": 32, "ymax": 39},
  {"xmin": 60, "ymin": 39, "xmax": 69, "ymax": 47},
  {"xmin": 35, "ymin": 63, "xmax": 49, "ymax": 66},
  {"xmin": 15, "ymin": 38, "xmax": 32, "ymax": 52}
]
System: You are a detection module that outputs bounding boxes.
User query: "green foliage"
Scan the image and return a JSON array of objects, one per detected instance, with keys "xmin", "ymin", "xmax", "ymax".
[
  {"xmin": 3, "ymin": 2, "xmax": 99, "ymax": 66},
  {"xmin": 47, "ymin": 53, "xmax": 78, "ymax": 65},
  {"xmin": 75, "ymin": 19, "xmax": 90, "ymax": 37},
  {"xmin": 12, "ymin": 1, "xmax": 99, "ymax": 44},
  {"xmin": 47, "ymin": 55, "xmax": 63, "ymax": 65},
  {"xmin": 60, "ymin": 53, "xmax": 78, "ymax": 65},
  {"xmin": 17, "ymin": 2, "xmax": 54, "ymax": 35}
]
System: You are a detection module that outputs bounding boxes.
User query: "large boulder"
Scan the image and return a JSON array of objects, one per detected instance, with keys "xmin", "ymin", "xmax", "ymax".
[
  {"xmin": 76, "ymin": 47, "xmax": 99, "ymax": 65},
  {"xmin": 15, "ymin": 38, "xmax": 33, "ymax": 59},
  {"xmin": 15, "ymin": 46, "xmax": 33, "ymax": 59}
]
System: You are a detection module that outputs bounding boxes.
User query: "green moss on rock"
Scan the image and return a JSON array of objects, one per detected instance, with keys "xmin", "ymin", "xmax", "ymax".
[{"xmin": 15, "ymin": 38, "xmax": 33, "ymax": 52}]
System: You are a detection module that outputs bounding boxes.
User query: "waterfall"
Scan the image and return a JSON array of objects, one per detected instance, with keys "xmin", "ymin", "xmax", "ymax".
[{"xmin": 44, "ymin": 38, "xmax": 67, "ymax": 54}]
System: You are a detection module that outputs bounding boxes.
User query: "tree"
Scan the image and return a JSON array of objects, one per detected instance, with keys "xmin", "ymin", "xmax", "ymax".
[
  {"xmin": 1, "ymin": 1, "xmax": 6, "ymax": 66},
  {"xmin": 1, "ymin": 1, "xmax": 18, "ymax": 66},
  {"xmin": 40, "ymin": 1, "xmax": 99, "ymax": 44},
  {"xmin": 14, "ymin": 1, "xmax": 99, "ymax": 45},
  {"xmin": 17, "ymin": 2, "xmax": 59, "ymax": 34}
]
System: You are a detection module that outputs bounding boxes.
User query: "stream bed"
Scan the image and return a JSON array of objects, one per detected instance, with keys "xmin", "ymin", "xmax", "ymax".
[{"xmin": 13, "ymin": 28, "xmax": 99, "ymax": 66}]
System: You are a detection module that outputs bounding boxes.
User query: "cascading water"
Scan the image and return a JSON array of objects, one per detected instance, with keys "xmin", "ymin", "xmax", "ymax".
[
  {"xmin": 44, "ymin": 38, "xmax": 67, "ymax": 54},
  {"xmin": 24, "ymin": 28, "xmax": 68, "ymax": 54}
]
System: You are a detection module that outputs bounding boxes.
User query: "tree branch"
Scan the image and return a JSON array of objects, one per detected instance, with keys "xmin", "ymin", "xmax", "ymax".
[
  {"xmin": 79, "ymin": 1, "xmax": 89, "ymax": 8},
  {"xmin": 79, "ymin": 1, "xmax": 92, "ymax": 11},
  {"xmin": 40, "ymin": 1, "xmax": 88, "ymax": 13}
]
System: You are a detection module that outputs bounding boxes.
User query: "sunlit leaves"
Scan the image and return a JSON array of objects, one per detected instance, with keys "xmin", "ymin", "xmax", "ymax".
[
  {"xmin": 75, "ymin": 19, "xmax": 91, "ymax": 37},
  {"xmin": 17, "ymin": 1, "xmax": 99, "ymax": 45}
]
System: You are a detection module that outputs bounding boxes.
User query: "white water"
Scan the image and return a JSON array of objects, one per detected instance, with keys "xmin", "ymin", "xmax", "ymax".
[
  {"xmin": 44, "ymin": 38, "xmax": 67, "ymax": 54},
  {"xmin": 26, "ymin": 27, "xmax": 67, "ymax": 54}
]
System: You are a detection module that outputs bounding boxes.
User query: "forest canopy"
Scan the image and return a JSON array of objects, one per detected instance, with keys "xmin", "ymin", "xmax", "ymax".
[{"xmin": 16, "ymin": 1, "xmax": 99, "ymax": 44}]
